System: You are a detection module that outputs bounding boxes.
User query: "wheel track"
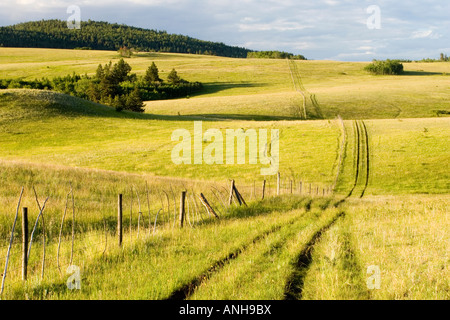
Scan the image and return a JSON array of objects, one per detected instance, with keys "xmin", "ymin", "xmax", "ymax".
[
  {"xmin": 165, "ymin": 118, "xmax": 370, "ymax": 300},
  {"xmin": 287, "ymin": 58, "xmax": 324, "ymax": 120},
  {"xmin": 345, "ymin": 120, "xmax": 370, "ymax": 199},
  {"xmin": 359, "ymin": 120, "xmax": 370, "ymax": 198},
  {"xmin": 283, "ymin": 211, "xmax": 345, "ymax": 300},
  {"xmin": 166, "ymin": 211, "xmax": 307, "ymax": 300},
  {"xmin": 347, "ymin": 120, "xmax": 361, "ymax": 198},
  {"xmin": 287, "ymin": 58, "xmax": 307, "ymax": 119}
]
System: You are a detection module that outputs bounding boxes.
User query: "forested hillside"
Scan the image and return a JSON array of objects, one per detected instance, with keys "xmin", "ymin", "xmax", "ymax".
[{"xmin": 0, "ymin": 20, "xmax": 251, "ymax": 58}]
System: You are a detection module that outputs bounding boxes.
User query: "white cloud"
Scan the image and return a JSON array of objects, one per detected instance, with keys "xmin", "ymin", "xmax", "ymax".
[
  {"xmin": 357, "ymin": 46, "xmax": 374, "ymax": 51},
  {"xmin": 238, "ymin": 19, "xmax": 311, "ymax": 32},
  {"xmin": 411, "ymin": 29, "xmax": 441, "ymax": 39}
]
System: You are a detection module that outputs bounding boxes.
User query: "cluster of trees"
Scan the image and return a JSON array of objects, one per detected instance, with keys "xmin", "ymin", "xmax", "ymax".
[
  {"xmin": 364, "ymin": 59, "xmax": 404, "ymax": 75},
  {"xmin": 247, "ymin": 51, "xmax": 306, "ymax": 60},
  {"xmin": 418, "ymin": 53, "xmax": 449, "ymax": 62},
  {"xmin": 0, "ymin": 20, "xmax": 251, "ymax": 58},
  {"xmin": 397, "ymin": 54, "xmax": 450, "ymax": 63},
  {"xmin": 0, "ymin": 59, "xmax": 203, "ymax": 112},
  {"xmin": 439, "ymin": 53, "xmax": 449, "ymax": 61},
  {"xmin": 118, "ymin": 46, "xmax": 133, "ymax": 58}
]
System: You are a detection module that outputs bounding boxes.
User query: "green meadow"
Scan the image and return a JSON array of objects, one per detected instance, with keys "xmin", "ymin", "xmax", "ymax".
[{"xmin": 0, "ymin": 48, "xmax": 448, "ymax": 300}]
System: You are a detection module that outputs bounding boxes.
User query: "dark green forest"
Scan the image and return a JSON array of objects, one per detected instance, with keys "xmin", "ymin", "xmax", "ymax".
[{"xmin": 0, "ymin": 20, "xmax": 251, "ymax": 58}]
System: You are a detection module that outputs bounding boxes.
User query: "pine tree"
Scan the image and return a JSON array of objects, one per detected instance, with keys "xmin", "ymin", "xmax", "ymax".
[
  {"xmin": 99, "ymin": 77, "xmax": 115, "ymax": 99},
  {"xmin": 144, "ymin": 62, "xmax": 162, "ymax": 85},
  {"xmin": 87, "ymin": 82, "xmax": 100, "ymax": 102},
  {"xmin": 111, "ymin": 58, "xmax": 132, "ymax": 84},
  {"xmin": 167, "ymin": 68, "xmax": 181, "ymax": 85},
  {"xmin": 125, "ymin": 87, "xmax": 144, "ymax": 112},
  {"xmin": 96, "ymin": 64, "xmax": 104, "ymax": 79},
  {"xmin": 112, "ymin": 95, "xmax": 124, "ymax": 112}
]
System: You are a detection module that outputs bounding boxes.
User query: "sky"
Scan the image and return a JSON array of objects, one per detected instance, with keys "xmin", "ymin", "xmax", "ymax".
[{"xmin": 0, "ymin": 0, "xmax": 449, "ymax": 61}]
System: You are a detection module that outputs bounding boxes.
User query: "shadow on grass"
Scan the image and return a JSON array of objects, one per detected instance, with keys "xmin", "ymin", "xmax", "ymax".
[
  {"xmin": 196, "ymin": 194, "xmax": 338, "ymax": 228},
  {"xmin": 188, "ymin": 113, "xmax": 301, "ymax": 121},
  {"xmin": 226, "ymin": 195, "xmax": 314, "ymax": 220},
  {"xmin": 2, "ymin": 85, "xmax": 288, "ymax": 122},
  {"xmin": 402, "ymin": 71, "xmax": 445, "ymax": 76},
  {"xmin": 192, "ymin": 82, "xmax": 270, "ymax": 96},
  {"xmin": 0, "ymin": 89, "xmax": 223, "ymax": 122}
]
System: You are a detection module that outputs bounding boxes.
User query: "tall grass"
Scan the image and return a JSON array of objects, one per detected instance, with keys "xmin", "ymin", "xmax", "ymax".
[{"xmin": 301, "ymin": 195, "xmax": 449, "ymax": 300}]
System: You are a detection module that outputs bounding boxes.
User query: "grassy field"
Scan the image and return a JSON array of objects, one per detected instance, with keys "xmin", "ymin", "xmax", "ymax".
[
  {"xmin": 1, "ymin": 48, "xmax": 450, "ymax": 120},
  {"xmin": 0, "ymin": 48, "xmax": 448, "ymax": 300},
  {"xmin": 301, "ymin": 195, "xmax": 449, "ymax": 300}
]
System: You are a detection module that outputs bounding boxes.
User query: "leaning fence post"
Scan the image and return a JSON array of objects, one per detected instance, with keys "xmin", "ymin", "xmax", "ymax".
[
  {"xmin": 180, "ymin": 191, "xmax": 186, "ymax": 228},
  {"xmin": 277, "ymin": 172, "xmax": 281, "ymax": 196},
  {"xmin": 22, "ymin": 207, "xmax": 28, "ymax": 281},
  {"xmin": 199, "ymin": 193, "xmax": 219, "ymax": 219},
  {"xmin": 262, "ymin": 180, "xmax": 266, "ymax": 200},
  {"xmin": 118, "ymin": 194, "xmax": 123, "ymax": 247},
  {"xmin": 228, "ymin": 180, "xmax": 235, "ymax": 205},
  {"xmin": 299, "ymin": 181, "xmax": 303, "ymax": 195}
]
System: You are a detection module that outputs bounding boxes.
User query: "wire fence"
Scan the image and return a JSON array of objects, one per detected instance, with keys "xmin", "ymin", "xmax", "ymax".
[{"xmin": 0, "ymin": 173, "xmax": 333, "ymax": 298}]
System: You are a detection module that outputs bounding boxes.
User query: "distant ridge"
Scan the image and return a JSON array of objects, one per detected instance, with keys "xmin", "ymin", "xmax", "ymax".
[{"xmin": 0, "ymin": 19, "xmax": 252, "ymax": 58}]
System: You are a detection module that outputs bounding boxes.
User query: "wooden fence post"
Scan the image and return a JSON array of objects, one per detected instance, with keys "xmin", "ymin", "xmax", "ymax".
[
  {"xmin": 290, "ymin": 180, "xmax": 293, "ymax": 194},
  {"xmin": 233, "ymin": 185, "xmax": 243, "ymax": 206},
  {"xmin": 233, "ymin": 184, "xmax": 247, "ymax": 206},
  {"xmin": 118, "ymin": 194, "xmax": 123, "ymax": 247},
  {"xmin": 299, "ymin": 181, "xmax": 302, "ymax": 195},
  {"xmin": 199, "ymin": 193, "xmax": 219, "ymax": 219},
  {"xmin": 180, "ymin": 191, "xmax": 186, "ymax": 228},
  {"xmin": 277, "ymin": 172, "xmax": 281, "ymax": 196},
  {"xmin": 262, "ymin": 180, "xmax": 266, "ymax": 200},
  {"xmin": 228, "ymin": 180, "xmax": 235, "ymax": 205},
  {"xmin": 22, "ymin": 207, "xmax": 28, "ymax": 281}
]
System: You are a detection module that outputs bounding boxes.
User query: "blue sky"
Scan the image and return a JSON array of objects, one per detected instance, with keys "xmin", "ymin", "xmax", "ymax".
[{"xmin": 1, "ymin": 0, "xmax": 449, "ymax": 61}]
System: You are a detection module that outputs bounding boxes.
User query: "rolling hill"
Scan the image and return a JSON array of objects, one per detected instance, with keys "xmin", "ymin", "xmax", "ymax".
[
  {"xmin": 0, "ymin": 20, "xmax": 251, "ymax": 58},
  {"xmin": 0, "ymin": 48, "xmax": 448, "ymax": 301}
]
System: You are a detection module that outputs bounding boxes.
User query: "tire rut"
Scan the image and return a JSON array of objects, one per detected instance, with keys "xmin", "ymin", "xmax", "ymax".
[
  {"xmin": 287, "ymin": 58, "xmax": 307, "ymax": 119},
  {"xmin": 344, "ymin": 120, "xmax": 370, "ymax": 200},
  {"xmin": 166, "ymin": 214, "xmax": 302, "ymax": 300},
  {"xmin": 359, "ymin": 120, "xmax": 370, "ymax": 198},
  {"xmin": 283, "ymin": 211, "xmax": 345, "ymax": 300}
]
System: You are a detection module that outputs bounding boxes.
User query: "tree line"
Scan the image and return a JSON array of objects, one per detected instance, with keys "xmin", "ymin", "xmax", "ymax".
[
  {"xmin": 247, "ymin": 51, "xmax": 307, "ymax": 60},
  {"xmin": 0, "ymin": 20, "xmax": 251, "ymax": 58},
  {"xmin": 0, "ymin": 59, "xmax": 203, "ymax": 112}
]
